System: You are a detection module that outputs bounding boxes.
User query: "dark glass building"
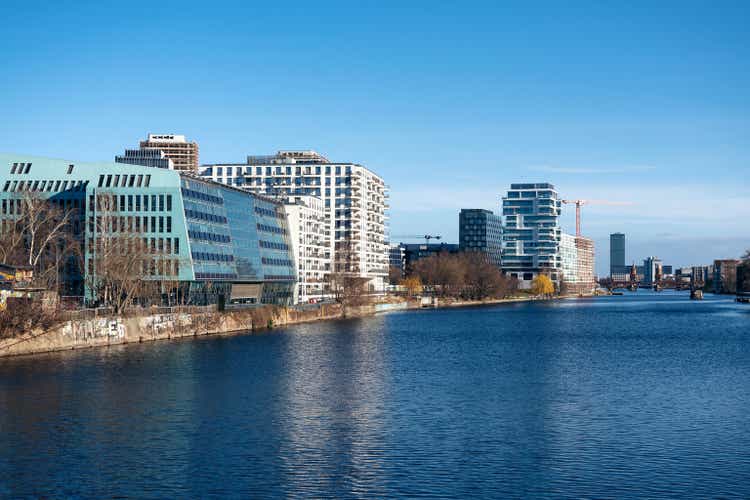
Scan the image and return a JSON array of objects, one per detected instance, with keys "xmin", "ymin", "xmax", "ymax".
[
  {"xmin": 609, "ymin": 233, "xmax": 625, "ymax": 277},
  {"xmin": 459, "ymin": 209, "xmax": 503, "ymax": 267}
]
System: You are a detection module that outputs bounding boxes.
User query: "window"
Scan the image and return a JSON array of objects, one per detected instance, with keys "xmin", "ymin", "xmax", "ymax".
[
  {"xmin": 24, "ymin": 163, "xmax": 31, "ymax": 174},
  {"xmin": 174, "ymin": 238, "xmax": 179, "ymax": 254},
  {"xmin": 166, "ymin": 195, "xmax": 172, "ymax": 211},
  {"xmin": 136, "ymin": 175, "xmax": 143, "ymax": 187},
  {"xmin": 135, "ymin": 196, "xmax": 141, "ymax": 211},
  {"xmin": 10, "ymin": 163, "xmax": 17, "ymax": 174},
  {"xmin": 166, "ymin": 217, "xmax": 171, "ymax": 232},
  {"xmin": 151, "ymin": 195, "xmax": 157, "ymax": 211},
  {"xmin": 105, "ymin": 175, "xmax": 112, "ymax": 187},
  {"xmin": 128, "ymin": 175, "xmax": 135, "ymax": 187},
  {"xmin": 67, "ymin": 164, "xmax": 74, "ymax": 174},
  {"xmin": 128, "ymin": 195, "xmax": 133, "ymax": 211},
  {"xmin": 143, "ymin": 195, "xmax": 149, "ymax": 211},
  {"xmin": 144, "ymin": 175, "xmax": 151, "ymax": 187},
  {"xmin": 159, "ymin": 216, "xmax": 164, "ymax": 233},
  {"xmin": 159, "ymin": 195, "xmax": 164, "ymax": 211}
]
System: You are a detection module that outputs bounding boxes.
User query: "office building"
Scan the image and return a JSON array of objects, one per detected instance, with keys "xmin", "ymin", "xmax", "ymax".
[
  {"xmin": 501, "ymin": 183, "xmax": 562, "ymax": 288},
  {"xmin": 201, "ymin": 150, "xmax": 389, "ymax": 291},
  {"xmin": 116, "ymin": 148, "xmax": 174, "ymax": 169},
  {"xmin": 713, "ymin": 259, "xmax": 740, "ymax": 294},
  {"xmin": 137, "ymin": 134, "xmax": 199, "ymax": 172},
  {"xmin": 283, "ymin": 196, "xmax": 331, "ymax": 303},
  {"xmin": 643, "ymin": 256, "xmax": 663, "ymax": 286},
  {"xmin": 0, "ymin": 153, "xmax": 295, "ymax": 305},
  {"xmin": 458, "ymin": 209, "xmax": 503, "ymax": 267},
  {"xmin": 389, "ymin": 244, "xmax": 406, "ymax": 279},
  {"xmin": 609, "ymin": 233, "xmax": 625, "ymax": 276}
]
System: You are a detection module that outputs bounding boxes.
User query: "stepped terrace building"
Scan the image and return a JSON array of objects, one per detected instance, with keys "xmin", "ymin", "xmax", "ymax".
[
  {"xmin": 200, "ymin": 150, "xmax": 389, "ymax": 291},
  {"xmin": 501, "ymin": 183, "xmax": 563, "ymax": 288},
  {"xmin": 0, "ymin": 154, "xmax": 295, "ymax": 306}
]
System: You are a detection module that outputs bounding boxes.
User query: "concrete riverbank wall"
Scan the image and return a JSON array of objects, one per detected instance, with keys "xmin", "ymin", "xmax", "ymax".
[{"xmin": 0, "ymin": 295, "xmax": 556, "ymax": 358}]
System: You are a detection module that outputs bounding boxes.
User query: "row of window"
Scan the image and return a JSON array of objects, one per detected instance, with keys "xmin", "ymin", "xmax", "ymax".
[
  {"xmin": 254, "ymin": 205, "xmax": 283, "ymax": 219},
  {"xmin": 259, "ymin": 240, "xmax": 289, "ymax": 251},
  {"xmin": 192, "ymin": 251, "xmax": 234, "ymax": 262},
  {"xmin": 92, "ymin": 194, "xmax": 173, "ymax": 213},
  {"xmin": 88, "ymin": 237, "xmax": 180, "ymax": 256},
  {"xmin": 195, "ymin": 272, "xmax": 237, "ymax": 280},
  {"xmin": 8, "ymin": 162, "xmax": 33, "ymax": 174},
  {"xmin": 90, "ymin": 215, "xmax": 172, "ymax": 234},
  {"xmin": 184, "ymin": 209, "xmax": 227, "ymax": 224},
  {"xmin": 261, "ymin": 257, "xmax": 293, "ymax": 267},
  {"xmin": 264, "ymin": 274, "xmax": 296, "ymax": 281},
  {"xmin": 214, "ymin": 165, "xmax": 353, "ymax": 176},
  {"xmin": 257, "ymin": 223, "xmax": 287, "ymax": 235},
  {"xmin": 181, "ymin": 187, "xmax": 223, "ymax": 205},
  {"xmin": 88, "ymin": 258, "xmax": 180, "ymax": 277},
  {"xmin": 2, "ymin": 179, "xmax": 88, "ymax": 193},
  {"xmin": 188, "ymin": 230, "xmax": 231, "ymax": 243},
  {"xmin": 97, "ymin": 173, "xmax": 151, "ymax": 189}
]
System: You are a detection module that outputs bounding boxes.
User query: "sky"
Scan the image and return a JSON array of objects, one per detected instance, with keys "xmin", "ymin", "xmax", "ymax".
[{"xmin": 1, "ymin": 0, "xmax": 748, "ymax": 275}]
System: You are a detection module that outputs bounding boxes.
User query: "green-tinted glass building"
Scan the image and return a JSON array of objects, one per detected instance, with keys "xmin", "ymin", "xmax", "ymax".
[{"xmin": 0, "ymin": 154, "xmax": 296, "ymax": 306}]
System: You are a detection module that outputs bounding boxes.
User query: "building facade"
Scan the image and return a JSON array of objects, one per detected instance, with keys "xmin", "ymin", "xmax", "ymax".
[
  {"xmin": 458, "ymin": 209, "xmax": 503, "ymax": 267},
  {"xmin": 501, "ymin": 183, "xmax": 562, "ymax": 288},
  {"xmin": 560, "ymin": 233, "xmax": 596, "ymax": 294},
  {"xmin": 283, "ymin": 196, "xmax": 331, "ymax": 303},
  {"xmin": 610, "ymin": 232, "xmax": 625, "ymax": 277},
  {"xmin": 713, "ymin": 259, "xmax": 740, "ymax": 294},
  {"xmin": 137, "ymin": 134, "xmax": 199, "ymax": 172},
  {"xmin": 399, "ymin": 243, "xmax": 459, "ymax": 275},
  {"xmin": 389, "ymin": 244, "xmax": 406, "ymax": 279},
  {"xmin": 0, "ymin": 154, "xmax": 295, "ymax": 306},
  {"xmin": 642, "ymin": 256, "xmax": 663, "ymax": 286},
  {"xmin": 200, "ymin": 150, "xmax": 389, "ymax": 291},
  {"xmin": 115, "ymin": 148, "xmax": 174, "ymax": 169}
]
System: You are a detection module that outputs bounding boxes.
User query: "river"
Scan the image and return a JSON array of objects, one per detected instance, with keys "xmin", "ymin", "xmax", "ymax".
[{"xmin": 1, "ymin": 291, "xmax": 749, "ymax": 498}]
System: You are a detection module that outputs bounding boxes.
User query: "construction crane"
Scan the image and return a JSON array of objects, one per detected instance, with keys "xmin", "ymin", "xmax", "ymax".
[
  {"xmin": 391, "ymin": 234, "xmax": 443, "ymax": 245},
  {"xmin": 562, "ymin": 199, "xmax": 633, "ymax": 237}
]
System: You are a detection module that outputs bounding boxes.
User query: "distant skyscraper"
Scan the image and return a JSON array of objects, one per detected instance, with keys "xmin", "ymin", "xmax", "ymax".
[
  {"xmin": 458, "ymin": 208, "xmax": 503, "ymax": 267},
  {"xmin": 610, "ymin": 233, "xmax": 625, "ymax": 276},
  {"xmin": 137, "ymin": 134, "xmax": 199, "ymax": 172},
  {"xmin": 643, "ymin": 256, "xmax": 663, "ymax": 286}
]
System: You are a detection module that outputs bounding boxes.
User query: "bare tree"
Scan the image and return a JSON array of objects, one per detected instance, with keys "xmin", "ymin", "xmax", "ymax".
[{"xmin": 328, "ymin": 238, "xmax": 369, "ymax": 308}]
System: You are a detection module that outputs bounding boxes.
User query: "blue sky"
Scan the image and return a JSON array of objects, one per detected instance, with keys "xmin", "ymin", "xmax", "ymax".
[{"xmin": 1, "ymin": 0, "xmax": 748, "ymax": 274}]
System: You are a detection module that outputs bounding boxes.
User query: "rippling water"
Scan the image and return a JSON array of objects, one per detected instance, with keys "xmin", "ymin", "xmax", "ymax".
[{"xmin": 1, "ymin": 291, "xmax": 749, "ymax": 498}]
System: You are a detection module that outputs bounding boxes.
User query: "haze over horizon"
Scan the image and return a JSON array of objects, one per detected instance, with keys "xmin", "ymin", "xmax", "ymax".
[{"xmin": 1, "ymin": 0, "xmax": 748, "ymax": 274}]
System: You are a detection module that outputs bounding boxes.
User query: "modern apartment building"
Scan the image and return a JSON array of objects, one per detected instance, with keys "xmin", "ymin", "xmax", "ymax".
[
  {"xmin": 283, "ymin": 196, "xmax": 331, "ymax": 303},
  {"xmin": 501, "ymin": 183, "xmax": 562, "ymax": 288},
  {"xmin": 643, "ymin": 256, "xmax": 663, "ymax": 286},
  {"xmin": 115, "ymin": 148, "xmax": 174, "ymax": 169},
  {"xmin": 0, "ymin": 154, "xmax": 295, "ymax": 305},
  {"xmin": 560, "ymin": 233, "xmax": 596, "ymax": 294},
  {"xmin": 200, "ymin": 150, "xmax": 389, "ymax": 291},
  {"xmin": 610, "ymin": 232, "xmax": 625, "ymax": 276},
  {"xmin": 137, "ymin": 134, "xmax": 199, "ymax": 172},
  {"xmin": 458, "ymin": 209, "xmax": 503, "ymax": 267}
]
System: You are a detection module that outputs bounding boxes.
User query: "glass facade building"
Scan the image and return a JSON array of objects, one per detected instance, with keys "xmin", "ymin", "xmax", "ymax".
[
  {"xmin": 458, "ymin": 209, "xmax": 503, "ymax": 267},
  {"xmin": 501, "ymin": 183, "xmax": 562, "ymax": 288},
  {"xmin": 609, "ymin": 232, "xmax": 625, "ymax": 277},
  {"xmin": 0, "ymin": 154, "xmax": 295, "ymax": 306}
]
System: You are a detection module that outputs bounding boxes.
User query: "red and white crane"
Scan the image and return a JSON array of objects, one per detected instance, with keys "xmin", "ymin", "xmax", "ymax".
[{"xmin": 561, "ymin": 199, "xmax": 632, "ymax": 237}]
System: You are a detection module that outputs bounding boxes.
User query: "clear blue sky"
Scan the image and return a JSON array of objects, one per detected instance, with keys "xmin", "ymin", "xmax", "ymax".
[{"xmin": 1, "ymin": 0, "xmax": 748, "ymax": 274}]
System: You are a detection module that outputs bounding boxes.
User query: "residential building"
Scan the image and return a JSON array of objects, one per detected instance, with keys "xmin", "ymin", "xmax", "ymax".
[
  {"xmin": 115, "ymin": 148, "xmax": 174, "ymax": 169},
  {"xmin": 458, "ymin": 209, "xmax": 503, "ymax": 267},
  {"xmin": 501, "ymin": 183, "xmax": 562, "ymax": 288},
  {"xmin": 560, "ymin": 233, "xmax": 596, "ymax": 294},
  {"xmin": 713, "ymin": 259, "xmax": 740, "ymax": 294},
  {"xmin": 0, "ymin": 153, "xmax": 295, "ymax": 306},
  {"xmin": 137, "ymin": 134, "xmax": 199, "ymax": 172},
  {"xmin": 609, "ymin": 233, "xmax": 625, "ymax": 276},
  {"xmin": 283, "ymin": 196, "xmax": 331, "ymax": 303},
  {"xmin": 201, "ymin": 150, "xmax": 389, "ymax": 291},
  {"xmin": 389, "ymin": 244, "xmax": 405, "ymax": 279}
]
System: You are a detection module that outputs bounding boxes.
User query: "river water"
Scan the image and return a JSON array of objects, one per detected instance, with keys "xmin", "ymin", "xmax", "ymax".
[{"xmin": 1, "ymin": 291, "xmax": 749, "ymax": 498}]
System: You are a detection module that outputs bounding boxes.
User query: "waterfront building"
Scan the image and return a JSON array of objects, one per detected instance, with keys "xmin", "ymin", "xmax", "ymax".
[
  {"xmin": 458, "ymin": 209, "xmax": 503, "ymax": 267},
  {"xmin": 201, "ymin": 150, "xmax": 389, "ymax": 291},
  {"xmin": 713, "ymin": 259, "xmax": 740, "ymax": 294},
  {"xmin": 501, "ymin": 183, "xmax": 562, "ymax": 288},
  {"xmin": 560, "ymin": 233, "xmax": 596, "ymax": 294},
  {"xmin": 609, "ymin": 233, "xmax": 625, "ymax": 276},
  {"xmin": 283, "ymin": 196, "xmax": 331, "ymax": 303},
  {"xmin": 115, "ymin": 148, "xmax": 174, "ymax": 169},
  {"xmin": 643, "ymin": 256, "xmax": 663, "ymax": 286},
  {"xmin": 389, "ymin": 244, "xmax": 405, "ymax": 279},
  {"xmin": 400, "ymin": 243, "xmax": 459, "ymax": 275},
  {"xmin": 0, "ymin": 153, "xmax": 295, "ymax": 305},
  {"xmin": 136, "ymin": 134, "xmax": 199, "ymax": 172}
]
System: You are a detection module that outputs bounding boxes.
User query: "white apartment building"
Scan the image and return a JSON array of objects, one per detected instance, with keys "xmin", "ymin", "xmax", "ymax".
[
  {"xmin": 200, "ymin": 150, "xmax": 389, "ymax": 291},
  {"xmin": 283, "ymin": 196, "xmax": 331, "ymax": 303}
]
